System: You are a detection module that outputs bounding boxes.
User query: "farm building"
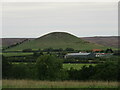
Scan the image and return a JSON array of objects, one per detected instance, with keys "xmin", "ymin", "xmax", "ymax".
[
  {"xmin": 64, "ymin": 52, "xmax": 96, "ymax": 59},
  {"xmin": 95, "ymin": 53, "xmax": 113, "ymax": 57}
]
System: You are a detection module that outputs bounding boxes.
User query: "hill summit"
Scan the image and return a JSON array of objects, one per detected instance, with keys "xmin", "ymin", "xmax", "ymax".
[
  {"xmin": 36, "ymin": 32, "xmax": 83, "ymax": 43},
  {"xmin": 6, "ymin": 32, "xmax": 109, "ymax": 51}
]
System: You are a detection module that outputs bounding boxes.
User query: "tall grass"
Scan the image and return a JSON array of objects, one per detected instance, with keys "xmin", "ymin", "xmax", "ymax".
[{"xmin": 2, "ymin": 79, "xmax": 119, "ymax": 88}]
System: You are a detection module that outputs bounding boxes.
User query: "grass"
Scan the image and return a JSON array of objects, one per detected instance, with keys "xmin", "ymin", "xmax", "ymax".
[
  {"xmin": 1, "ymin": 52, "xmax": 33, "ymax": 56},
  {"xmin": 63, "ymin": 63, "xmax": 96, "ymax": 70},
  {"xmin": 2, "ymin": 79, "xmax": 119, "ymax": 88}
]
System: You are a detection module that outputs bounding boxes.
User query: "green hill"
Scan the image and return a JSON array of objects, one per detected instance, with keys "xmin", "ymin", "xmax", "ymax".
[{"xmin": 6, "ymin": 32, "xmax": 113, "ymax": 51}]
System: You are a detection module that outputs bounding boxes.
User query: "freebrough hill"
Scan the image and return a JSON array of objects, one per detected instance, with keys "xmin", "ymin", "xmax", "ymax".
[{"xmin": 2, "ymin": 32, "xmax": 116, "ymax": 51}]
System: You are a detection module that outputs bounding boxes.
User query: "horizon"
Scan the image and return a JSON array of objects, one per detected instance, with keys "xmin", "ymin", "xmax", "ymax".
[{"xmin": 1, "ymin": 31, "xmax": 119, "ymax": 38}]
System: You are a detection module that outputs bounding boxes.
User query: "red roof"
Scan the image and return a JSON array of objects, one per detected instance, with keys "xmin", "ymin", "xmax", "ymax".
[{"xmin": 92, "ymin": 49, "xmax": 102, "ymax": 52}]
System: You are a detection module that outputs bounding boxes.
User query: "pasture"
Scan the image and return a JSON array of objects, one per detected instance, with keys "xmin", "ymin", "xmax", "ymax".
[
  {"xmin": 1, "ymin": 52, "xmax": 33, "ymax": 56},
  {"xmin": 63, "ymin": 63, "xmax": 96, "ymax": 70}
]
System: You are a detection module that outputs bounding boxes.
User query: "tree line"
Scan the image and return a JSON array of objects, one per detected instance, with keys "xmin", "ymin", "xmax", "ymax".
[
  {"xmin": 3, "ymin": 47, "xmax": 114, "ymax": 53},
  {"xmin": 2, "ymin": 55, "xmax": 120, "ymax": 81}
]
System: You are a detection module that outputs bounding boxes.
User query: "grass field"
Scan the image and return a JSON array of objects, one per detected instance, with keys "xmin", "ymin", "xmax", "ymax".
[
  {"xmin": 2, "ymin": 79, "xmax": 119, "ymax": 88},
  {"xmin": 63, "ymin": 63, "xmax": 96, "ymax": 70},
  {"xmin": 1, "ymin": 52, "xmax": 33, "ymax": 56}
]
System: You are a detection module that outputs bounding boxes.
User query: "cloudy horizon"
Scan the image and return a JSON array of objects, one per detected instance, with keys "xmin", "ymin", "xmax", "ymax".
[{"xmin": 2, "ymin": 2, "xmax": 118, "ymax": 38}]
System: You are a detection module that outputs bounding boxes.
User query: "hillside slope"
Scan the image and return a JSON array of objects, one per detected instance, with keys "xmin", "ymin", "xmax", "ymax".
[
  {"xmin": 5, "ymin": 32, "xmax": 112, "ymax": 51},
  {"xmin": 1, "ymin": 38, "xmax": 34, "ymax": 47},
  {"xmin": 81, "ymin": 36, "xmax": 119, "ymax": 48}
]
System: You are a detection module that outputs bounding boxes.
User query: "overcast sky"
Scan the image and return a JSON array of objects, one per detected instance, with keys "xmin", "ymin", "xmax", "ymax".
[{"xmin": 2, "ymin": 2, "xmax": 118, "ymax": 38}]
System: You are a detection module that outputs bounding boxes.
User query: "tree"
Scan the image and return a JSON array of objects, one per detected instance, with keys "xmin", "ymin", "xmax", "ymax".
[
  {"xmin": 10, "ymin": 64, "xmax": 28, "ymax": 79},
  {"xmin": 33, "ymin": 52, "xmax": 43, "ymax": 57},
  {"xmin": 2, "ymin": 55, "xmax": 12, "ymax": 79},
  {"xmin": 36, "ymin": 55, "xmax": 63, "ymax": 80},
  {"xmin": 80, "ymin": 65, "xmax": 96, "ymax": 80},
  {"xmin": 105, "ymin": 48, "xmax": 113, "ymax": 53},
  {"xmin": 65, "ymin": 48, "xmax": 74, "ymax": 52},
  {"xmin": 22, "ymin": 48, "xmax": 32, "ymax": 52},
  {"xmin": 91, "ymin": 61, "xmax": 118, "ymax": 81}
]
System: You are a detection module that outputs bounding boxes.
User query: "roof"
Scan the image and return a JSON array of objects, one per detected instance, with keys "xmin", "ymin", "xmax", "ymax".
[
  {"xmin": 96, "ymin": 53, "xmax": 105, "ymax": 55},
  {"xmin": 66, "ymin": 53, "xmax": 91, "ymax": 56},
  {"xmin": 92, "ymin": 49, "xmax": 102, "ymax": 52}
]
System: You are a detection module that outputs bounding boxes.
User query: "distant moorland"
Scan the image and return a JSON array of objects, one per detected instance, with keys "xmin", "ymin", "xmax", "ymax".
[{"xmin": 81, "ymin": 36, "xmax": 119, "ymax": 48}]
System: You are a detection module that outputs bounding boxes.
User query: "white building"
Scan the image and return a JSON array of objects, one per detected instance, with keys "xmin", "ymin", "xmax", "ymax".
[{"xmin": 65, "ymin": 52, "xmax": 96, "ymax": 59}]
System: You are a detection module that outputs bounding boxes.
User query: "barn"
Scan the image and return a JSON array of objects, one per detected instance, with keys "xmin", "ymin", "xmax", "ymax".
[{"xmin": 64, "ymin": 52, "xmax": 96, "ymax": 59}]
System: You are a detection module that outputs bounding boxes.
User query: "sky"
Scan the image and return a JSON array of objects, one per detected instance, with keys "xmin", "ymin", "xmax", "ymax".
[{"xmin": 2, "ymin": 2, "xmax": 118, "ymax": 38}]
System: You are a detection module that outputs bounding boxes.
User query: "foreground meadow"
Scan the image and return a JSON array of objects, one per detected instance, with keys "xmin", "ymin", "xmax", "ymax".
[{"xmin": 2, "ymin": 80, "xmax": 119, "ymax": 88}]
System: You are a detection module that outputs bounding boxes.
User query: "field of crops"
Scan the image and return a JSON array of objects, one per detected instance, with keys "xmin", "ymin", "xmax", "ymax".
[{"xmin": 2, "ymin": 79, "xmax": 119, "ymax": 88}]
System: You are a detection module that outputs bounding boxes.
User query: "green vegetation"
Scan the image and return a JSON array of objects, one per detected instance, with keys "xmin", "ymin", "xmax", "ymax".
[
  {"xmin": 2, "ymin": 53, "xmax": 120, "ymax": 88},
  {"xmin": 5, "ymin": 32, "xmax": 113, "ymax": 51},
  {"xmin": 2, "ymin": 52, "xmax": 33, "ymax": 56},
  {"xmin": 36, "ymin": 55, "xmax": 65, "ymax": 80},
  {"xmin": 2, "ymin": 55, "xmax": 120, "ymax": 81},
  {"xmin": 10, "ymin": 63, "xmax": 97, "ymax": 71},
  {"xmin": 11, "ymin": 63, "xmax": 97, "ymax": 70},
  {"xmin": 63, "ymin": 63, "xmax": 96, "ymax": 70}
]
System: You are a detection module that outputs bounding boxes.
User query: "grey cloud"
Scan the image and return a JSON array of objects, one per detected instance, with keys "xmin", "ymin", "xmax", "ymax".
[{"xmin": 2, "ymin": 2, "xmax": 118, "ymax": 38}]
